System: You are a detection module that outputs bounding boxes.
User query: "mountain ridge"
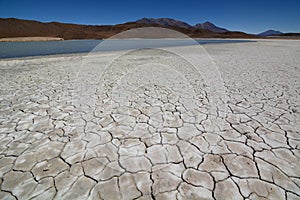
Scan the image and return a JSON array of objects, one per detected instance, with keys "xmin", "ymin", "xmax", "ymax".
[
  {"xmin": 258, "ymin": 30, "xmax": 283, "ymax": 36},
  {"xmin": 135, "ymin": 18, "xmax": 192, "ymax": 29},
  {"xmin": 135, "ymin": 18, "xmax": 228, "ymax": 33},
  {"xmin": 194, "ymin": 21, "xmax": 228, "ymax": 33},
  {"xmin": 0, "ymin": 17, "xmax": 268, "ymax": 39}
]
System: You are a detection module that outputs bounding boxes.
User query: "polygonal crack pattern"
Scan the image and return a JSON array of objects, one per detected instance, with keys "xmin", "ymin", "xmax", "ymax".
[{"xmin": 0, "ymin": 42, "xmax": 299, "ymax": 200}]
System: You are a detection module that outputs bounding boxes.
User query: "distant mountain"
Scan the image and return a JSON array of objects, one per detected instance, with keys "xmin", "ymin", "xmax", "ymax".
[
  {"xmin": 258, "ymin": 30, "xmax": 283, "ymax": 36},
  {"xmin": 194, "ymin": 21, "xmax": 228, "ymax": 33},
  {"xmin": 136, "ymin": 18, "xmax": 228, "ymax": 33},
  {"xmin": 0, "ymin": 18, "xmax": 257, "ymax": 40},
  {"xmin": 136, "ymin": 18, "xmax": 192, "ymax": 29}
]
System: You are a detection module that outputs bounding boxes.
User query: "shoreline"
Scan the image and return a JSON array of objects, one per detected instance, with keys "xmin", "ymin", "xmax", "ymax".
[
  {"xmin": 0, "ymin": 37, "xmax": 64, "ymax": 42},
  {"xmin": 1, "ymin": 36, "xmax": 300, "ymax": 43},
  {"xmin": 1, "ymin": 38, "xmax": 299, "ymax": 60},
  {"xmin": 0, "ymin": 39, "xmax": 254, "ymax": 60}
]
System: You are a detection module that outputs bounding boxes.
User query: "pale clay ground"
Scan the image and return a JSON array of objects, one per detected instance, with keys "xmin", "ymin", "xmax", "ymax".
[{"xmin": 0, "ymin": 40, "xmax": 299, "ymax": 200}]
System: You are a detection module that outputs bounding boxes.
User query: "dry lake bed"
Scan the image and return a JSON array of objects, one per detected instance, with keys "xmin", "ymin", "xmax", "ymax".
[{"xmin": 0, "ymin": 40, "xmax": 299, "ymax": 199}]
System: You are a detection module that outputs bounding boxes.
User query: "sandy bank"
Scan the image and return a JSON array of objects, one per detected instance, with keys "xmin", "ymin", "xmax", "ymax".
[{"xmin": 0, "ymin": 37, "xmax": 64, "ymax": 42}]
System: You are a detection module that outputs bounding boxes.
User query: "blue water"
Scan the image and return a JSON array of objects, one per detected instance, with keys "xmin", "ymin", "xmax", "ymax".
[{"xmin": 0, "ymin": 39, "xmax": 254, "ymax": 59}]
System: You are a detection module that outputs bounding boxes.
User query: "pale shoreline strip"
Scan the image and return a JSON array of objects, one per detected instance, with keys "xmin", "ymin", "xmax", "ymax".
[{"xmin": 0, "ymin": 37, "xmax": 64, "ymax": 42}]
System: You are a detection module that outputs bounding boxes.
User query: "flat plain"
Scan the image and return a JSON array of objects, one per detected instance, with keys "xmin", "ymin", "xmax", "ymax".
[{"xmin": 0, "ymin": 40, "xmax": 299, "ymax": 199}]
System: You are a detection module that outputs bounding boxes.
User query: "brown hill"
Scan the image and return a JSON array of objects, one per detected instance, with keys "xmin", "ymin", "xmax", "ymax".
[
  {"xmin": 135, "ymin": 18, "xmax": 192, "ymax": 29},
  {"xmin": 194, "ymin": 21, "xmax": 228, "ymax": 33},
  {"xmin": 0, "ymin": 18, "xmax": 258, "ymax": 39}
]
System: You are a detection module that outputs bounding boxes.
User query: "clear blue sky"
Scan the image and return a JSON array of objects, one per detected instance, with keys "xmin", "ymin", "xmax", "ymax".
[{"xmin": 0, "ymin": 0, "xmax": 299, "ymax": 34}]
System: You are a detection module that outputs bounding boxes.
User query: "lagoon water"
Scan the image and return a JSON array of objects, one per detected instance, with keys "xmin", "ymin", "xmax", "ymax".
[{"xmin": 0, "ymin": 39, "xmax": 254, "ymax": 59}]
